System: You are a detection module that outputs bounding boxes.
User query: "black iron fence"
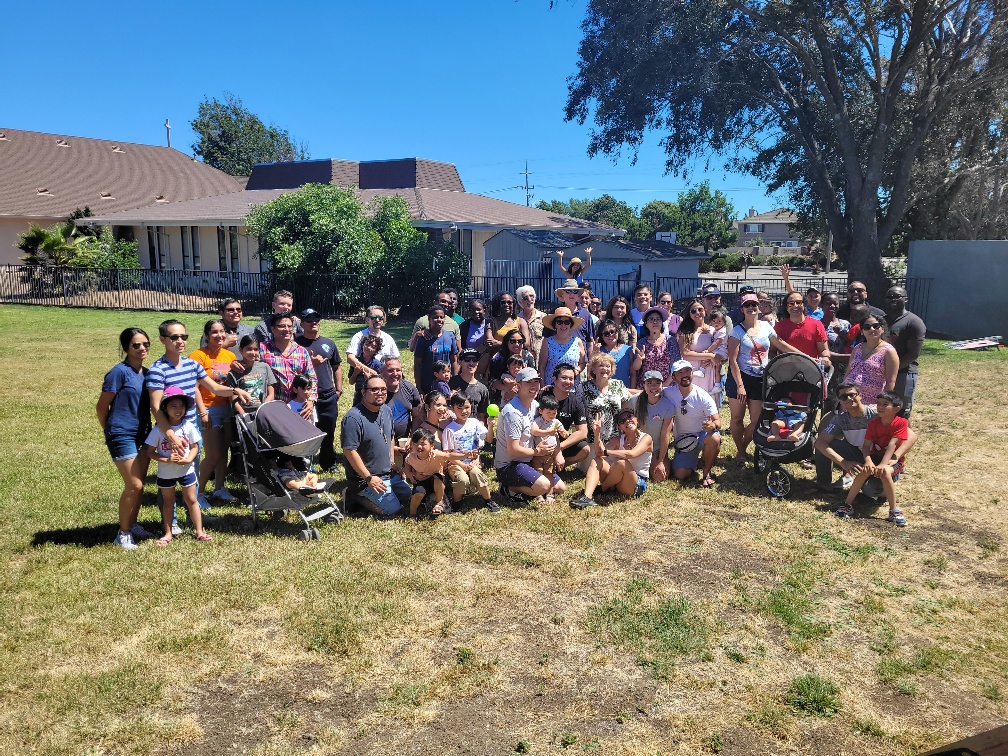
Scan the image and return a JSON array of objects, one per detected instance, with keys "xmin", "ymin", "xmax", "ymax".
[{"xmin": 0, "ymin": 265, "xmax": 932, "ymax": 324}]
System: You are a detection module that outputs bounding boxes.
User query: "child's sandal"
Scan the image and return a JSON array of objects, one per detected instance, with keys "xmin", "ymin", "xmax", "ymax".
[
  {"xmin": 887, "ymin": 509, "xmax": 907, "ymax": 527},
  {"xmin": 156, "ymin": 535, "xmax": 172, "ymax": 546}
]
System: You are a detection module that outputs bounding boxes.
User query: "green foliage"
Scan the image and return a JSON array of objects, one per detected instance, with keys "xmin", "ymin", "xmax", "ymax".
[
  {"xmin": 17, "ymin": 221, "xmax": 81, "ymax": 266},
  {"xmin": 673, "ymin": 182, "xmax": 737, "ymax": 252},
  {"xmin": 785, "ymin": 673, "xmax": 840, "ymax": 717},
  {"xmin": 190, "ymin": 93, "xmax": 309, "ymax": 176},
  {"xmin": 710, "ymin": 258, "xmax": 729, "ymax": 273},
  {"xmin": 757, "ymin": 561, "xmax": 831, "ymax": 648},
  {"xmin": 537, "ymin": 194, "xmax": 649, "ymax": 237},
  {"xmin": 71, "ymin": 227, "xmax": 139, "ymax": 270}
]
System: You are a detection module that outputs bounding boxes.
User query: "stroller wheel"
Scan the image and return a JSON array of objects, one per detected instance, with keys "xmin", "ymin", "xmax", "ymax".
[
  {"xmin": 300, "ymin": 528, "xmax": 313, "ymax": 541},
  {"xmin": 311, "ymin": 528, "xmax": 321, "ymax": 540},
  {"xmin": 767, "ymin": 468, "xmax": 792, "ymax": 498},
  {"xmin": 241, "ymin": 518, "xmax": 256, "ymax": 533}
]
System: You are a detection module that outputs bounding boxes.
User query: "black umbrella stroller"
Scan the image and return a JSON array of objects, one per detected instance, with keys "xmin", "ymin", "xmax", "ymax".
[
  {"xmin": 234, "ymin": 400, "xmax": 343, "ymax": 540},
  {"xmin": 752, "ymin": 353, "xmax": 832, "ymax": 497}
]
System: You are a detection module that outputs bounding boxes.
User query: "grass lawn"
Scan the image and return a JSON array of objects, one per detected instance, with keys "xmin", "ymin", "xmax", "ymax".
[{"xmin": 1, "ymin": 304, "xmax": 1006, "ymax": 755}]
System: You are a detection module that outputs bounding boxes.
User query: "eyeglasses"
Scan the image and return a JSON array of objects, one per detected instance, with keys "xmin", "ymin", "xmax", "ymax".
[
  {"xmin": 863, "ymin": 322, "xmax": 884, "ymax": 330},
  {"xmin": 365, "ymin": 386, "xmax": 388, "ymax": 393},
  {"xmin": 223, "ymin": 307, "xmax": 242, "ymax": 313},
  {"xmin": 848, "ymin": 287, "xmax": 867, "ymax": 294},
  {"xmin": 168, "ymin": 334, "xmax": 189, "ymax": 341},
  {"xmin": 508, "ymin": 338, "xmax": 525, "ymax": 344},
  {"xmin": 129, "ymin": 341, "xmax": 150, "ymax": 349},
  {"xmin": 659, "ymin": 300, "xmax": 673, "ymax": 305},
  {"xmin": 838, "ymin": 393, "xmax": 859, "ymax": 401},
  {"xmin": 521, "ymin": 293, "xmax": 535, "ymax": 300},
  {"xmin": 368, "ymin": 315, "xmax": 385, "ymax": 321}
]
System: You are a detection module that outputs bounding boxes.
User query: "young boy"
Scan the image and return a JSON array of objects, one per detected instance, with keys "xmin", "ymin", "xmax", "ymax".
[
  {"xmin": 145, "ymin": 386, "xmax": 211, "ymax": 545},
  {"xmin": 442, "ymin": 393, "xmax": 498, "ymax": 511},
  {"xmin": 432, "ymin": 360, "xmax": 453, "ymax": 399},
  {"xmin": 529, "ymin": 393, "xmax": 567, "ymax": 500},
  {"xmin": 836, "ymin": 391, "xmax": 910, "ymax": 526},
  {"xmin": 767, "ymin": 400, "xmax": 807, "ymax": 443},
  {"xmin": 403, "ymin": 427, "xmax": 476, "ymax": 517}
]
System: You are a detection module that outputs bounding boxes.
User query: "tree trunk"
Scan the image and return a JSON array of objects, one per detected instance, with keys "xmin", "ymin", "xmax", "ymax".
[{"xmin": 844, "ymin": 209, "xmax": 888, "ymax": 303}]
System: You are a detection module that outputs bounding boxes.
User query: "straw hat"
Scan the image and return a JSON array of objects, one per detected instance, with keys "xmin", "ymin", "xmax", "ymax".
[{"xmin": 542, "ymin": 306, "xmax": 586, "ymax": 331}]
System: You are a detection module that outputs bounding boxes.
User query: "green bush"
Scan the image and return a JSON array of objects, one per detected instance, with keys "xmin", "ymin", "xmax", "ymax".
[
  {"xmin": 725, "ymin": 253, "xmax": 743, "ymax": 272},
  {"xmin": 698, "ymin": 259, "xmax": 713, "ymax": 273},
  {"xmin": 711, "ymin": 258, "xmax": 730, "ymax": 273}
]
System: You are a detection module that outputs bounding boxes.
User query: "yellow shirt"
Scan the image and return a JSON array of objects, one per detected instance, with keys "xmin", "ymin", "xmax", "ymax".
[{"xmin": 190, "ymin": 347, "xmax": 236, "ymax": 407}]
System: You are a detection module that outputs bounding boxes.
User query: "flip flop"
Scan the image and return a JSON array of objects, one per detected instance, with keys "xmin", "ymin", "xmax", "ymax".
[
  {"xmin": 701, "ymin": 475, "xmax": 717, "ymax": 488},
  {"xmin": 195, "ymin": 533, "xmax": 213, "ymax": 542},
  {"xmin": 156, "ymin": 536, "xmax": 172, "ymax": 546}
]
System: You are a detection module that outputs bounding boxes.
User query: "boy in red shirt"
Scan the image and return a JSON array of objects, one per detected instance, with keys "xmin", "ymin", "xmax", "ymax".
[{"xmin": 836, "ymin": 391, "xmax": 911, "ymax": 526}]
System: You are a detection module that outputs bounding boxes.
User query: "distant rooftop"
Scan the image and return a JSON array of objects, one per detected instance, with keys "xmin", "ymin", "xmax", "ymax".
[{"xmin": 245, "ymin": 157, "xmax": 465, "ymax": 192}]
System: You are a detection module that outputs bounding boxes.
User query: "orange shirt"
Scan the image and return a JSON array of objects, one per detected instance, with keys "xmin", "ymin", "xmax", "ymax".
[{"xmin": 190, "ymin": 347, "xmax": 236, "ymax": 407}]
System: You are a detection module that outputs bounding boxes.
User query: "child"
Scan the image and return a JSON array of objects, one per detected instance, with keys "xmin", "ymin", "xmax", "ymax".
[
  {"xmin": 228, "ymin": 335, "xmax": 276, "ymax": 414},
  {"xmin": 836, "ymin": 391, "xmax": 910, "ymax": 526},
  {"xmin": 846, "ymin": 304, "xmax": 870, "ymax": 348},
  {"xmin": 287, "ymin": 374, "xmax": 317, "ymax": 421},
  {"xmin": 145, "ymin": 386, "xmax": 211, "ymax": 545},
  {"xmin": 275, "ymin": 455, "xmax": 325, "ymax": 491},
  {"xmin": 500, "ymin": 354, "xmax": 526, "ymax": 405},
  {"xmin": 403, "ymin": 427, "xmax": 475, "ymax": 517},
  {"xmin": 530, "ymin": 394, "xmax": 567, "ymax": 501},
  {"xmin": 707, "ymin": 306, "xmax": 729, "ymax": 404},
  {"xmin": 432, "ymin": 360, "xmax": 453, "ymax": 398},
  {"xmin": 766, "ymin": 400, "xmax": 807, "ymax": 443},
  {"xmin": 348, "ymin": 333, "xmax": 383, "ymax": 384},
  {"xmin": 441, "ymin": 393, "xmax": 497, "ymax": 510}
]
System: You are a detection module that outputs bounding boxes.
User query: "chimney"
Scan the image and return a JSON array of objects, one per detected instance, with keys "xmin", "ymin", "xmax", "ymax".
[{"xmin": 748, "ymin": 208, "xmax": 757, "ymax": 217}]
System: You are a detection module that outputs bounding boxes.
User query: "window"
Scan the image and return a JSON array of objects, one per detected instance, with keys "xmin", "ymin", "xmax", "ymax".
[
  {"xmin": 180, "ymin": 227, "xmax": 192, "ymax": 271},
  {"xmin": 773, "ymin": 240, "xmax": 799, "ymax": 248},
  {"xmin": 744, "ymin": 223, "xmax": 764, "ymax": 234},
  {"xmin": 217, "ymin": 226, "xmax": 228, "ymax": 271},
  {"xmin": 191, "ymin": 227, "xmax": 201, "ymax": 270},
  {"xmin": 147, "ymin": 226, "xmax": 167, "ymax": 269},
  {"xmin": 229, "ymin": 226, "xmax": 240, "ymax": 272}
]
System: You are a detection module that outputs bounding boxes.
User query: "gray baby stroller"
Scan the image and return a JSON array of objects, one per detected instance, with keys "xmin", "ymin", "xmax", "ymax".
[
  {"xmin": 752, "ymin": 353, "xmax": 832, "ymax": 498},
  {"xmin": 234, "ymin": 400, "xmax": 343, "ymax": 540}
]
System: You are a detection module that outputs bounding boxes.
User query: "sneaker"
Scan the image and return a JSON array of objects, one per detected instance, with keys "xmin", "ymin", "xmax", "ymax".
[
  {"xmin": 113, "ymin": 531, "xmax": 138, "ymax": 550},
  {"xmin": 888, "ymin": 509, "xmax": 908, "ymax": 527},
  {"xmin": 212, "ymin": 488, "xmax": 235, "ymax": 503},
  {"xmin": 171, "ymin": 521, "xmax": 183, "ymax": 536},
  {"xmin": 570, "ymin": 494, "xmax": 597, "ymax": 510},
  {"xmin": 485, "ymin": 499, "xmax": 502, "ymax": 514},
  {"xmin": 197, "ymin": 493, "xmax": 212, "ymax": 511},
  {"xmin": 499, "ymin": 486, "xmax": 525, "ymax": 504},
  {"xmin": 834, "ymin": 504, "xmax": 853, "ymax": 519},
  {"xmin": 129, "ymin": 523, "xmax": 156, "ymax": 541}
]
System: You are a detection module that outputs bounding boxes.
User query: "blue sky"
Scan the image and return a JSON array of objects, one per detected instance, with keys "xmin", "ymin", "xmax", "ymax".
[{"xmin": 1, "ymin": 0, "xmax": 779, "ymax": 218}]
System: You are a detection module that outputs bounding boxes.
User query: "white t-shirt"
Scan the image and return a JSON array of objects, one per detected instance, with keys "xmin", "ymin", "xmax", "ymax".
[
  {"xmin": 145, "ymin": 421, "xmax": 201, "ymax": 478},
  {"xmin": 663, "ymin": 385, "xmax": 718, "ymax": 438},
  {"xmin": 533, "ymin": 416, "xmax": 562, "ymax": 449},
  {"xmin": 494, "ymin": 396, "xmax": 537, "ymax": 468},
  {"xmin": 442, "ymin": 417, "xmax": 489, "ymax": 453},
  {"xmin": 347, "ymin": 329, "xmax": 400, "ymax": 362}
]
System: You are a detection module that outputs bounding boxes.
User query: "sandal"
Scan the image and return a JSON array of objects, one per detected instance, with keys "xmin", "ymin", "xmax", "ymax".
[
  {"xmin": 545, "ymin": 493, "xmax": 556, "ymax": 505},
  {"xmin": 887, "ymin": 509, "xmax": 907, "ymax": 527},
  {"xmin": 701, "ymin": 475, "xmax": 717, "ymax": 488},
  {"xmin": 156, "ymin": 535, "xmax": 172, "ymax": 546},
  {"xmin": 431, "ymin": 501, "xmax": 446, "ymax": 516},
  {"xmin": 835, "ymin": 504, "xmax": 853, "ymax": 519},
  {"xmin": 195, "ymin": 532, "xmax": 213, "ymax": 542}
]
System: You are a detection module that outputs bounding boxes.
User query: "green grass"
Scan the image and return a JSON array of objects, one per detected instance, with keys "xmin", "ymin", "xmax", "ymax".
[
  {"xmin": 785, "ymin": 673, "xmax": 840, "ymax": 717},
  {"xmin": 1, "ymin": 305, "xmax": 1007, "ymax": 755}
]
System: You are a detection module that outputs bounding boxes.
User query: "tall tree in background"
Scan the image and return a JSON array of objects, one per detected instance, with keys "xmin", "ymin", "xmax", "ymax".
[
  {"xmin": 566, "ymin": 0, "xmax": 1008, "ymax": 297},
  {"xmin": 537, "ymin": 194, "xmax": 650, "ymax": 237},
  {"xmin": 672, "ymin": 182, "xmax": 737, "ymax": 252},
  {"xmin": 191, "ymin": 94, "xmax": 309, "ymax": 176}
]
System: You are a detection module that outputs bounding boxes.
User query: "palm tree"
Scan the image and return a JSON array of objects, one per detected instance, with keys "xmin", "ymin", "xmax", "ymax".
[{"xmin": 17, "ymin": 220, "xmax": 82, "ymax": 266}]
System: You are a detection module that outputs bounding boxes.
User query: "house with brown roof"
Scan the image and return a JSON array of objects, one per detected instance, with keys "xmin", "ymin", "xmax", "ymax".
[
  {"xmin": 0, "ymin": 128, "xmax": 243, "ymax": 265},
  {"xmin": 81, "ymin": 157, "xmax": 623, "ymax": 277},
  {"xmin": 734, "ymin": 208, "xmax": 811, "ymax": 253}
]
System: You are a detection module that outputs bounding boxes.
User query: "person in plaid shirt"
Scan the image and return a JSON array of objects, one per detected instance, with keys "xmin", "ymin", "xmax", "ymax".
[{"xmin": 259, "ymin": 313, "xmax": 317, "ymax": 420}]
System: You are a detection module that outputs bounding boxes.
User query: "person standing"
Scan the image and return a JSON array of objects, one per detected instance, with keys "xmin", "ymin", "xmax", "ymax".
[
  {"xmin": 296, "ymin": 308, "xmax": 344, "ymax": 470},
  {"xmin": 341, "ymin": 375, "xmax": 412, "ymax": 516},
  {"xmin": 253, "ymin": 289, "xmax": 302, "ymax": 343},
  {"xmin": 516, "ymin": 286, "xmax": 547, "ymax": 360},
  {"xmin": 774, "ymin": 291, "xmax": 832, "ymax": 367},
  {"xmin": 555, "ymin": 280, "xmax": 596, "ymax": 354},
  {"xmin": 200, "ymin": 298, "xmax": 254, "ymax": 349},
  {"xmin": 449, "ymin": 348, "xmax": 491, "ymax": 422},
  {"xmin": 413, "ymin": 292, "xmax": 462, "ymax": 346},
  {"xmin": 837, "ymin": 281, "xmax": 885, "ymax": 321},
  {"xmin": 259, "ymin": 314, "xmax": 317, "ymax": 415},
  {"xmin": 883, "ymin": 286, "xmax": 926, "ymax": 417},
  {"xmin": 347, "ymin": 305, "xmax": 399, "ymax": 380},
  {"xmin": 409, "ymin": 305, "xmax": 459, "ymax": 393}
]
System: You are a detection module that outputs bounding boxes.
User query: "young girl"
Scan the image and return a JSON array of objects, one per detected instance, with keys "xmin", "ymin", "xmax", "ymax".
[
  {"xmin": 403, "ymin": 427, "xmax": 475, "ymax": 517},
  {"xmin": 145, "ymin": 386, "xmax": 211, "ymax": 545},
  {"xmin": 555, "ymin": 246, "xmax": 593, "ymax": 285},
  {"xmin": 228, "ymin": 335, "xmax": 276, "ymax": 415},
  {"xmin": 441, "ymin": 394, "xmax": 497, "ymax": 511},
  {"xmin": 287, "ymin": 374, "xmax": 317, "ymax": 421},
  {"xmin": 500, "ymin": 354, "xmax": 525, "ymax": 405},
  {"xmin": 347, "ymin": 333, "xmax": 383, "ymax": 385},
  {"xmin": 530, "ymin": 393, "xmax": 566, "ymax": 502},
  {"xmin": 707, "ymin": 306, "xmax": 730, "ymax": 404}
]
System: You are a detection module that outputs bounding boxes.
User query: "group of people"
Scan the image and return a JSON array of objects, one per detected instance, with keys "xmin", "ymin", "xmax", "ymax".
[{"xmin": 97, "ymin": 267, "xmax": 927, "ymax": 548}]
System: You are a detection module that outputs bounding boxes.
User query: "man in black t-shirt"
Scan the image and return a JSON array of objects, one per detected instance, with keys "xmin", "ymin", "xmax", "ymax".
[
  {"xmin": 449, "ymin": 348, "xmax": 490, "ymax": 421},
  {"xmin": 295, "ymin": 309, "xmax": 343, "ymax": 470},
  {"xmin": 538, "ymin": 362, "xmax": 590, "ymax": 471},
  {"xmin": 883, "ymin": 286, "xmax": 926, "ymax": 417}
]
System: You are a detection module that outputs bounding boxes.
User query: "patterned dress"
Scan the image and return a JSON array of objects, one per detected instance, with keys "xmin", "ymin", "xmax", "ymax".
[
  {"xmin": 845, "ymin": 341, "xmax": 894, "ymax": 407},
  {"xmin": 682, "ymin": 330, "xmax": 719, "ymax": 396},
  {"xmin": 636, "ymin": 335, "xmax": 681, "ymax": 386},
  {"xmin": 543, "ymin": 336, "xmax": 582, "ymax": 384},
  {"xmin": 581, "ymin": 379, "xmax": 630, "ymax": 443}
]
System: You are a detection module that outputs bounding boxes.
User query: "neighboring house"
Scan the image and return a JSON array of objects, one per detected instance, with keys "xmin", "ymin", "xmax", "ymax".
[
  {"xmin": 82, "ymin": 157, "xmax": 623, "ymax": 276},
  {"xmin": 0, "ymin": 128, "xmax": 243, "ymax": 265},
  {"xmin": 483, "ymin": 229, "xmax": 709, "ymax": 301},
  {"xmin": 735, "ymin": 208, "xmax": 810, "ymax": 251}
]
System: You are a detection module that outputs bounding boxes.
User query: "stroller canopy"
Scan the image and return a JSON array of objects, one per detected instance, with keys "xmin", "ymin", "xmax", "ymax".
[
  {"xmin": 252, "ymin": 401, "xmax": 326, "ymax": 457},
  {"xmin": 763, "ymin": 353, "xmax": 826, "ymax": 399}
]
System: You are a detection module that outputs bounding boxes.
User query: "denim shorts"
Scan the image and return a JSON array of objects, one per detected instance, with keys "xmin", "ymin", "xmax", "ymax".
[
  {"xmin": 106, "ymin": 433, "xmax": 145, "ymax": 463},
  {"xmin": 207, "ymin": 404, "xmax": 232, "ymax": 428},
  {"xmin": 633, "ymin": 474, "xmax": 648, "ymax": 498}
]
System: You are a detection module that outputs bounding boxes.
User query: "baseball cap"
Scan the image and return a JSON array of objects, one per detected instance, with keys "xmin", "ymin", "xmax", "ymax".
[
  {"xmin": 671, "ymin": 359, "xmax": 693, "ymax": 373},
  {"xmin": 739, "ymin": 285, "xmax": 756, "ymax": 295},
  {"xmin": 300, "ymin": 308, "xmax": 321, "ymax": 321},
  {"xmin": 806, "ymin": 284, "xmax": 820, "ymax": 293},
  {"xmin": 515, "ymin": 367, "xmax": 542, "ymax": 383},
  {"xmin": 459, "ymin": 348, "xmax": 480, "ymax": 361},
  {"xmin": 740, "ymin": 292, "xmax": 760, "ymax": 305},
  {"xmin": 642, "ymin": 370, "xmax": 664, "ymax": 382},
  {"xmin": 702, "ymin": 284, "xmax": 721, "ymax": 297}
]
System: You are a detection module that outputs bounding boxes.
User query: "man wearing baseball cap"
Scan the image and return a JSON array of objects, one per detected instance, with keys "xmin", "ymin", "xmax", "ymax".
[
  {"xmin": 449, "ymin": 347, "xmax": 490, "ymax": 421},
  {"xmin": 664, "ymin": 359, "xmax": 721, "ymax": 487},
  {"xmin": 494, "ymin": 367, "xmax": 566, "ymax": 505}
]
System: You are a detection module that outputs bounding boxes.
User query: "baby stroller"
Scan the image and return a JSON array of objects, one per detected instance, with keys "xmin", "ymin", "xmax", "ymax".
[
  {"xmin": 234, "ymin": 400, "xmax": 343, "ymax": 540},
  {"xmin": 752, "ymin": 353, "xmax": 832, "ymax": 498}
]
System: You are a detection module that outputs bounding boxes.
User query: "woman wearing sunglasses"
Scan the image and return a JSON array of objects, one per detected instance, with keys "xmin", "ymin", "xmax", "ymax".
[
  {"xmin": 488, "ymin": 327, "xmax": 537, "ymax": 405},
  {"xmin": 843, "ymin": 314, "xmax": 898, "ymax": 407},
  {"xmin": 676, "ymin": 300, "xmax": 720, "ymax": 399},
  {"xmin": 346, "ymin": 305, "xmax": 400, "ymax": 381},
  {"xmin": 630, "ymin": 306, "xmax": 681, "ymax": 390},
  {"xmin": 97, "ymin": 327, "xmax": 155, "ymax": 550},
  {"xmin": 600, "ymin": 295, "xmax": 637, "ymax": 349},
  {"xmin": 596, "ymin": 321, "xmax": 633, "ymax": 385},
  {"xmin": 538, "ymin": 308, "xmax": 587, "ymax": 386}
]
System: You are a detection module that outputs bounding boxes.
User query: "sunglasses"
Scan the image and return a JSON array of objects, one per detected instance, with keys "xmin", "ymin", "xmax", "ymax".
[
  {"xmin": 659, "ymin": 300, "xmax": 673, "ymax": 305},
  {"xmin": 168, "ymin": 334, "xmax": 189, "ymax": 341},
  {"xmin": 365, "ymin": 386, "xmax": 388, "ymax": 393},
  {"xmin": 863, "ymin": 322, "xmax": 884, "ymax": 330},
  {"xmin": 742, "ymin": 302, "xmax": 760, "ymax": 309},
  {"xmin": 554, "ymin": 319, "xmax": 573, "ymax": 326},
  {"xmin": 848, "ymin": 287, "xmax": 867, "ymax": 294},
  {"xmin": 601, "ymin": 331, "xmax": 617, "ymax": 337},
  {"xmin": 223, "ymin": 307, "xmax": 242, "ymax": 313},
  {"xmin": 838, "ymin": 393, "xmax": 859, "ymax": 401},
  {"xmin": 787, "ymin": 301, "xmax": 804, "ymax": 307},
  {"xmin": 681, "ymin": 399, "xmax": 688, "ymax": 415},
  {"xmin": 617, "ymin": 414, "xmax": 634, "ymax": 425},
  {"xmin": 508, "ymin": 338, "xmax": 525, "ymax": 344},
  {"xmin": 690, "ymin": 308, "xmax": 704, "ymax": 314},
  {"xmin": 368, "ymin": 315, "xmax": 385, "ymax": 321},
  {"xmin": 521, "ymin": 293, "xmax": 535, "ymax": 300},
  {"xmin": 461, "ymin": 355, "xmax": 479, "ymax": 362},
  {"xmin": 129, "ymin": 341, "xmax": 150, "ymax": 349}
]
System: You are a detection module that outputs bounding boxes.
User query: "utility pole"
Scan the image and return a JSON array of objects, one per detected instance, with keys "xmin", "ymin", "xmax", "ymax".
[
  {"xmin": 520, "ymin": 162, "xmax": 534, "ymax": 207},
  {"xmin": 165, "ymin": 118, "xmax": 172, "ymax": 149}
]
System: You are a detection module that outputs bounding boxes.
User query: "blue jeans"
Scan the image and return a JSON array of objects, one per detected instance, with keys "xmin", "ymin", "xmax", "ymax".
[{"xmin": 355, "ymin": 474, "xmax": 411, "ymax": 516}]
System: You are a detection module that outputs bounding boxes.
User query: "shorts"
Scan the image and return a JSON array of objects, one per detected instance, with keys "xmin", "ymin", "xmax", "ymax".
[
  {"xmin": 412, "ymin": 472, "xmax": 445, "ymax": 497},
  {"xmin": 105, "ymin": 433, "xmax": 146, "ymax": 463},
  {"xmin": 562, "ymin": 439, "xmax": 590, "ymax": 461},
  {"xmin": 633, "ymin": 474, "xmax": 648, "ymax": 498},
  {"xmin": 725, "ymin": 371, "xmax": 763, "ymax": 401},
  {"xmin": 157, "ymin": 471, "xmax": 198, "ymax": 489},
  {"xmin": 496, "ymin": 461, "xmax": 561, "ymax": 490},
  {"xmin": 447, "ymin": 463, "xmax": 489, "ymax": 497},
  {"xmin": 672, "ymin": 431, "xmax": 718, "ymax": 470},
  {"xmin": 206, "ymin": 404, "xmax": 232, "ymax": 428}
]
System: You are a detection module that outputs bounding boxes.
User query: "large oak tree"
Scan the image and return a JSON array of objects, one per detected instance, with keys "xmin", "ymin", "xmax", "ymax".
[{"xmin": 565, "ymin": 0, "xmax": 1008, "ymax": 297}]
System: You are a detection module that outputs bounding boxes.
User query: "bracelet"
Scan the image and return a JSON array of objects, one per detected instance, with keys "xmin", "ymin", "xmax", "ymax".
[{"xmin": 200, "ymin": 411, "xmax": 209, "ymax": 417}]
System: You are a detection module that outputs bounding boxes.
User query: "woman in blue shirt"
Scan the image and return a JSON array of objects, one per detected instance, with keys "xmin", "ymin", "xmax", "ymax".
[{"xmin": 96, "ymin": 328, "xmax": 154, "ymax": 550}]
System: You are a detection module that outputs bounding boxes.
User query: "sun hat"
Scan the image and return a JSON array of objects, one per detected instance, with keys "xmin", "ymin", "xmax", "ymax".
[
  {"xmin": 542, "ymin": 306, "xmax": 586, "ymax": 331},
  {"xmin": 568, "ymin": 257, "xmax": 583, "ymax": 267},
  {"xmin": 554, "ymin": 278, "xmax": 585, "ymax": 299},
  {"xmin": 162, "ymin": 385, "xmax": 195, "ymax": 411},
  {"xmin": 671, "ymin": 359, "xmax": 693, "ymax": 374},
  {"xmin": 515, "ymin": 367, "xmax": 543, "ymax": 383},
  {"xmin": 641, "ymin": 307, "xmax": 667, "ymax": 327}
]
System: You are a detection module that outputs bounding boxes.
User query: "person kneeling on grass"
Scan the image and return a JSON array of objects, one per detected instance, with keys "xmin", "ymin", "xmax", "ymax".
[
  {"xmin": 835, "ymin": 390, "xmax": 912, "ymax": 527},
  {"xmin": 572, "ymin": 409, "xmax": 653, "ymax": 509},
  {"xmin": 145, "ymin": 386, "xmax": 211, "ymax": 545},
  {"xmin": 404, "ymin": 427, "xmax": 476, "ymax": 517},
  {"xmin": 441, "ymin": 393, "xmax": 499, "ymax": 512}
]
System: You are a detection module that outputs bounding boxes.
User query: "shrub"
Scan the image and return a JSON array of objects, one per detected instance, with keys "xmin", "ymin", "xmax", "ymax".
[{"xmin": 711, "ymin": 258, "xmax": 730, "ymax": 273}]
